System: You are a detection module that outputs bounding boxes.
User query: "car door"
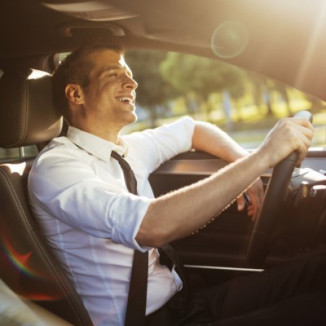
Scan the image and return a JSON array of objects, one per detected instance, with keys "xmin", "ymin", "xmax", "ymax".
[{"xmin": 149, "ymin": 148, "xmax": 326, "ymax": 286}]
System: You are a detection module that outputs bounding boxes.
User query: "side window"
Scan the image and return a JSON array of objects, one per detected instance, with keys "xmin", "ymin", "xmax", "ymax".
[
  {"xmin": 0, "ymin": 145, "xmax": 38, "ymax": 163},
  {"xmin": 124, "ymin": 49, "xmax": 326, "ymax": 149}
]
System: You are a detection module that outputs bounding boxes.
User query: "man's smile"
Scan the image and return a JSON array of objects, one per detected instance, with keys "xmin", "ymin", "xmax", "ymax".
[
  {"xmin": 117, "ymin": 97, "xmax": 133, "ymax": 104},
  {"xmin": 116, "ymin": 94, "xmax": 136, "ymax": 107}
]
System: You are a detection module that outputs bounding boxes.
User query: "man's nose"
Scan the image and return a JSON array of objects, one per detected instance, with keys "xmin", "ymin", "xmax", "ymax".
[{"xmin": 122, "ymin": 74, "xmax": 138, "ymax": 90}]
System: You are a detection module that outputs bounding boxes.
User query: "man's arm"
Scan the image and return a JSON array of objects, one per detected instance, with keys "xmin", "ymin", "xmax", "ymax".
[
  {"xmin": 136, "ymin": 117, "xmax": 313, "ymax": 248},
  {"xmin": 192, "ymin": 121, "xmax": 264, "ymax": 221},
  {"xmin": 192, "ymin": 121, "xmax": 248, "ymax": 162}
]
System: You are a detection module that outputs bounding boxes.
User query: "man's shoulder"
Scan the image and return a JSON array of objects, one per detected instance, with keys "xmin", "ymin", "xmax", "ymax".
[
  {"xmin": 31, "ymin": 136, "xmax": 81, "ymax": 171},
  {"xmin": 38, "ymin": 136, "xmax": 75, "ymax": 158},
  {"xmin": 28, "ymin": 136, "xmax": 91, "ymax": 192}
]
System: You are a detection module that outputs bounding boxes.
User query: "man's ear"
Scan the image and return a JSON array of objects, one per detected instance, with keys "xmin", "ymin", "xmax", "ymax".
[{"xmin": 65, "ymin": 84, "xmax": 85, "ymax": 105}]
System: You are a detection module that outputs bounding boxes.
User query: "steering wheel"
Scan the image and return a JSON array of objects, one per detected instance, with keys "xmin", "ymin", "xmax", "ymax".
[{"xmin": 246, "ymin": 111, "xmax": 312, "ymax": 268}]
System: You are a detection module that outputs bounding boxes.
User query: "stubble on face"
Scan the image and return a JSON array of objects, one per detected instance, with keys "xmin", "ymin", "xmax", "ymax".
[{"xmin": 81, "ymin": 50, "xmax": 138, "ymax": 136}]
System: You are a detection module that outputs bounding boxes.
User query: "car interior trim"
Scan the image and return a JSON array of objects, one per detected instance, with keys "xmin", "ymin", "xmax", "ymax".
[{"xmin": 185, "ymin": 264, "xmax": 264, "ymax": 273}]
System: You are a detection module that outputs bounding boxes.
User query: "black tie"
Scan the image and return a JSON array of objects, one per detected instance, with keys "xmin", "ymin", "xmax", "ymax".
[
  {"xmin": 111, "ymin": 151, "xmax": 148, "ymax": 326},
  {"xmin": 111, "ymin": 151, "xmax": 138, "ymax": 193},
  {"xmin": 111, "ymin": 151, "xmax": 188, "ymax": 324}
]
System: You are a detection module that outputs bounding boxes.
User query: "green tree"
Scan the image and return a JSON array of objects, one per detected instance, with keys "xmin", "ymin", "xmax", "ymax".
[{"xmin": 159, "ymin": 52, "xmax": 246, "ymax": 124}]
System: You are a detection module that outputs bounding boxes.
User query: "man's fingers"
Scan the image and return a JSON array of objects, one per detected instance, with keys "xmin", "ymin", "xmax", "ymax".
[
  {"xmin": 237, "ymin": 195, "xmax": 246, "ymax": 212},
  {"xmin": 294, "ymin": 120, "xmax": 314, "ymax": 164}
]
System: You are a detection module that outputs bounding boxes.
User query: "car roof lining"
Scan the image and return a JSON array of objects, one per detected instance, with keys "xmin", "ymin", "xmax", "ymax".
[{"xmin": 2, "ymin": 0, "xmax": 326, "ymax": 100}]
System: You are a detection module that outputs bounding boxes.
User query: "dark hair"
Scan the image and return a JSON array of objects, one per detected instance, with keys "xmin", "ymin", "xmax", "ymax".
[{"xmin": 52, "ymin": 36, "xmax": 124, "ymax": 121}]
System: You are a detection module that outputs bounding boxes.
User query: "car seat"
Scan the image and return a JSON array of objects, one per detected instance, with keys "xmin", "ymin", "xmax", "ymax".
[{"xmin": 0, "ymin": 69, "xmax": 93, "ymax": 325}]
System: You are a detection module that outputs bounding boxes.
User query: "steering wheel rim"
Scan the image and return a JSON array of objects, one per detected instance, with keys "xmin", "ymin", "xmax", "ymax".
[{"xmin": 246, "ymin": 111, "xmax": 312, "ymax": 268}]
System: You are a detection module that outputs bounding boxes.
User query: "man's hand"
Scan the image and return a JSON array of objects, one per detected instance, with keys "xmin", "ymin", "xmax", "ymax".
[
  {"xmin": 237, "ymin": 178, "xmax": 264, "ymax": 222},
  {"xmin": 259, "ymin": 117, "xmax": 314, "ymax": 168},
  {"xmin": 237, "ymin": 115, "xmax": 314, "ymax": 222}
]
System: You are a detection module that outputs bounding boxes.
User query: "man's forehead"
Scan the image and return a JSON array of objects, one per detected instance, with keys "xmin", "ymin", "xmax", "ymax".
[
  {"xmin": 90, "ymin": 49, "xmax": 126, "ymax": 65},
  {"xmin": 90, "ymin": 49, "xmax": 130, "ymax": 72}
]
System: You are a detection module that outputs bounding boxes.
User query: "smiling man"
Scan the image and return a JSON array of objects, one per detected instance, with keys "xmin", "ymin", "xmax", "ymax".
[
  {"xmin": 64, "ymin": 50, "xmax": 138, "ymax": 141},
  {"xmin": 28, "ymin": 37, "xmax": 326, "ymax": 326}
]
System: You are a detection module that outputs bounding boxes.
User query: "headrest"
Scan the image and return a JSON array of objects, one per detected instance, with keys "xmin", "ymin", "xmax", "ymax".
[{"xmin": 0, "ymin": 69, "xmax": 63, "ymax": 148}]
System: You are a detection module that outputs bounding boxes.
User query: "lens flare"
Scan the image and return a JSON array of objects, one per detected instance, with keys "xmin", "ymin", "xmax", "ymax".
[
  {"xmin": 1, "ymin": 238, "xmax": 37, "ymax": 277},
  {"xmin": 211, "ymin": 21, "xmax": 249, "ymax": 59},
  {"xmin": 0, "ymin": 236, "xmax": 63, "ymax": 300}
]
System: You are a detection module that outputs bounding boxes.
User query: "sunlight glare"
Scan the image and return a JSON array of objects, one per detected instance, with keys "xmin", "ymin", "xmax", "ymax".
[
  {"xmin": 295, "ymin": 1, "xmax": 326, "ymax": 88},
  {"xmin": 7, "ymin": 162, "xmax": 26, "ymax": 175},
  {"xmin": 27, "ymin": 69, "xmax": 49, "ymax": 80}
]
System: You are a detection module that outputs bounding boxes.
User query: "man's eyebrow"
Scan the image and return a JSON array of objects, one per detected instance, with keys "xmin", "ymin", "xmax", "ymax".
[
  {"xmin": 102, "ymin": 65, "xmax": 121, "ymax": 71},
  {"xmin": 98, "ymin": 65, "xmax": 133, "ymax": 77}
]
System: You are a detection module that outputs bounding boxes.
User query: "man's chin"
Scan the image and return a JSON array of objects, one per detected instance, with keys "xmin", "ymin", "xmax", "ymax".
[{"xmin": 125, "ymin": 111, "xmax": 138, "ymax": 125}]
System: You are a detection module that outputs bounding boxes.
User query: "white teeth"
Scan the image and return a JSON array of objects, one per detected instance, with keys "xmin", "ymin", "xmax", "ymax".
[{"xmin": 118, "ymin": 97, "xmax": 131, "ymax": 103}]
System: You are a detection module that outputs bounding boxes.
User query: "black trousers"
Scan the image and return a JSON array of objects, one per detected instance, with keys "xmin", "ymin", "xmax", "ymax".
[{"xmin": 147, "ymin": 253, "xmax": 326, "ymax": 325}]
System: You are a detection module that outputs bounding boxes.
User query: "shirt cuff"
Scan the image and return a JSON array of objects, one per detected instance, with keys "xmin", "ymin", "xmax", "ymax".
[{"xmin": 110, "ymin": 194, "xmax": 153, "ymax": 252}]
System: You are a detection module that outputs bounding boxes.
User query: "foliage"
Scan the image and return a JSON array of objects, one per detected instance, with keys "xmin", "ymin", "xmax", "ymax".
[
  {"xmin": 125, "ymin": 50, "xmax": 179, "ymax": 108},
  {"xmin": 159, "ymin": 52, "xmax": 246, "ymax": 100}
]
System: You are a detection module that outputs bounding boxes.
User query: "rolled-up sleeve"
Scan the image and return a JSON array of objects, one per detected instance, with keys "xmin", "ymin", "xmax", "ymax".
[{"xmin": 28, "ymin": 151, "xmax": 153, "ymax": 251}]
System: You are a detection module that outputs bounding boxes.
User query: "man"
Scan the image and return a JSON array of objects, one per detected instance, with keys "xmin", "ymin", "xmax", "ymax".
[{"xmin": 28, "ymin": 38, "xmax": 324, "ymax": 326}]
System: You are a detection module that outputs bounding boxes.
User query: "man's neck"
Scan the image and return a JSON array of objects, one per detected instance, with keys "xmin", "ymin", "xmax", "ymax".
[{"xmin": 70, "ymin": 121, "xmax": 121, "ymax": 144}]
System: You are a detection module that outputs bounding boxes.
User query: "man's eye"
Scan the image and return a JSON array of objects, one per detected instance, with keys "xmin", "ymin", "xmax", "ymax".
[{"xmin": 104, "ymin": 72, "xmax": 118, "ymax": 78}]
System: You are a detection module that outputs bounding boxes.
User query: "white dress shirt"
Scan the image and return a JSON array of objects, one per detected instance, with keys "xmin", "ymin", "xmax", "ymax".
[{"xmin": 28, "ymin": 116, "xmax": 195, "ymax": 326}]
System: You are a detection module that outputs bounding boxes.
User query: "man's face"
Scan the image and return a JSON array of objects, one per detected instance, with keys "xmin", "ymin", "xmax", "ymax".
[{"xmin": 81, "ymin": 49, "xmax": 138, "ymax": 130}]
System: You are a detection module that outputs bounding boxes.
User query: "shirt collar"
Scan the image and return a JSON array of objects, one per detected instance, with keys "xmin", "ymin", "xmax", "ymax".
[{"xmin": 67, "ymin": 126, "xmax": 129, "ymax": 162}]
